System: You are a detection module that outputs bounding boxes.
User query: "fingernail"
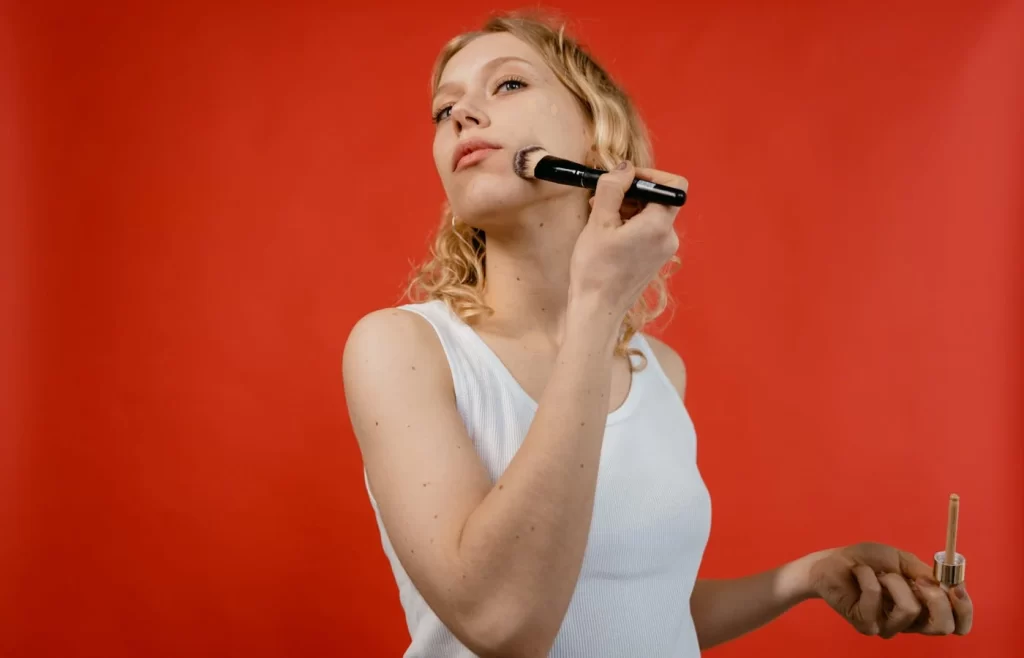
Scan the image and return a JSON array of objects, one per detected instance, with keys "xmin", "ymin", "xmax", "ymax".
[
  {"xmin": 915, "ymin": 578, "xmax": 933, "ymax": 589},
  {"xmin": 616, "ymin": 161, "xmax": 628, "ymax": 170},
  {"xmin": 953, "ymin": 585, "xmax": 965, "ymax": 598}
]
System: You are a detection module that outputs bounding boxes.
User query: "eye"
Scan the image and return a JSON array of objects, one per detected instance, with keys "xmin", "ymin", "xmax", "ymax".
[
  {"xmin": 432, "ymin": 105, "xmax": 453, "ymax": 124},
  {"xmin": 495, "ymin": 75, "xmax": 527, "ymax": 94},
  {"xmin": 431, "ymin": 76, "xmax": 528, "ymax": 125}
]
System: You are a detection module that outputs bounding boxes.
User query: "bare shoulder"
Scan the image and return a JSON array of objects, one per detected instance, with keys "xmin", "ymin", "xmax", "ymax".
[
  {"xmin": 642, "ymin": 334, "xmax": 687, "ymax": 400},
  {"xmin": 342, "ymin": 306, "xmax": 456, "ymax": 444},
  {"xmin": 344, "ymin": 306, "xmax": 442, "ymax": 353},
  {"xmin": 343, "ymin": 307, "xmax": 452, "ymax": 386}
]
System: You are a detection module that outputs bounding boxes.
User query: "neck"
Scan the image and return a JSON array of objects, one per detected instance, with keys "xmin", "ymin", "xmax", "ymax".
[{"xmin": 478, "ymin": 192, "xmax": 590, "ymax": 340}]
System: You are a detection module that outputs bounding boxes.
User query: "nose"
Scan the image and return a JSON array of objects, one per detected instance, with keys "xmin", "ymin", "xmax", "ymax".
[{"xmin": 451, "ymin": 100, "xmax": 489, "ymax": 134}]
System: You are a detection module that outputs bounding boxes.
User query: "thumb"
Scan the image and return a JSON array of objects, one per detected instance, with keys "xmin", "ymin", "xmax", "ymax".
[
  {"xmin": 847, "ymin": 542, "xmax": 934, "ymax": 582},
  {"xmin": 898, "ymin": 550, "xmax": 937, "ymax": 584},
  {"xmin": 589, "ymin": 160, "xmax": 634, "ymax": 228}
]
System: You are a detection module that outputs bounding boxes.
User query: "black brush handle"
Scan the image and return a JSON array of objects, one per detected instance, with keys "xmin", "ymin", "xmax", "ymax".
[{"xmin": 534, "ymin": 156, "xmax": 687, "ymax": 206}]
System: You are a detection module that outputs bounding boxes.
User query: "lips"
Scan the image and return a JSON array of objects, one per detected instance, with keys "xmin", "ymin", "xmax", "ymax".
[{"xmin": 452, "ymin": 138, "xmax": 502, "ymax": 172}]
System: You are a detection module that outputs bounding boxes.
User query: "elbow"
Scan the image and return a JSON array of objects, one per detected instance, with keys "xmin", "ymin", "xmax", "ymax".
[{"xmin": 454, "ymin": 598, "xmax": 556, "ymax": 658}]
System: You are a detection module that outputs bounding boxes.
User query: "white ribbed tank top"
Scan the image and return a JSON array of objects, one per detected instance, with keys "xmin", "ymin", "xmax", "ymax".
[{"xmin": 364, "ymin": 299, "xmax": 712, "ymax": 657}]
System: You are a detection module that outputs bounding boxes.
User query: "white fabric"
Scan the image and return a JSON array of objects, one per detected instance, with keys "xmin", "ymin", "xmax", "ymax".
[{"xmin": 364, "ymin": 299, "xmax": 712, "ymax": 657}]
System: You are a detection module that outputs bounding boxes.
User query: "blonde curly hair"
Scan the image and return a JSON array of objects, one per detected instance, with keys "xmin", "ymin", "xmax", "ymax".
[{"xmin": 405, "ymin": 11, "xmax": 680, "ymax": 367}]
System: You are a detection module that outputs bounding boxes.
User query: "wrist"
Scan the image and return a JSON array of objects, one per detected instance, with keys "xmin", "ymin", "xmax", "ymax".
[
  {"xmin": 779, "ymin": 548, "xmax": 838, "ymax": 603},
  {"xmin": 565, "ymin": 293, "xmax": 625, "ymax": 347}
]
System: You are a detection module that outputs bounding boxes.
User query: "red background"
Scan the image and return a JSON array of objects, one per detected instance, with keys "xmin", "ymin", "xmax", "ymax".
[{"xmin": 3, "ymin": 1, "xmax": 1022, "ymax": 657}]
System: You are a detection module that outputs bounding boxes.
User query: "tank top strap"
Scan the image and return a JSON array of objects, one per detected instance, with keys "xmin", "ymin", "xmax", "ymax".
[
  {"xmin": 396, "ymin": 299, "xmax": 483, "ymax": 406},
  {"xmin": 397, "ymin": 298, "xmax": 468, "ymax": 354},
  {"xmin": 630, "ymin": 332, "xmax": 683, "ymax": 398}
]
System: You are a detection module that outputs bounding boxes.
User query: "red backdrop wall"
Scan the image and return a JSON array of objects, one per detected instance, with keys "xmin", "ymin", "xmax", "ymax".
[{"xmin": 4, "ymin": 1, "xmax": 1022, "ymax": 657}]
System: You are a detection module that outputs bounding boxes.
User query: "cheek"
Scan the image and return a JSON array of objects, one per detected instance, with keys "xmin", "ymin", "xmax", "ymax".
[
  {"xmin": 545, "ymin": 111, "xmax": 590, "ymax": 161},
  {"xmin": 432, "ymin": 139, "xmax": 445, "ymax": 173},
  {"xmin": 432, "ymin": 137, "xmax": 454, "ymax": 187},
  {"xmin": 530, "ymin": 90, "xmax": 589, "ymax": 156}
]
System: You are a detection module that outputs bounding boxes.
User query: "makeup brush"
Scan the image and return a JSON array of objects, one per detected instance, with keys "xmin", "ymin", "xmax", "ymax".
[{"xmin": 513, "ymin": 145, "xmax": 687, "ymax": 206}]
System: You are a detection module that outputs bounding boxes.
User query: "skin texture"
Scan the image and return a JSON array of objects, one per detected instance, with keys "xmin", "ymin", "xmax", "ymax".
[{"xmin": 344, "ymin": 31, "xmax": 972, "ymax": 657}]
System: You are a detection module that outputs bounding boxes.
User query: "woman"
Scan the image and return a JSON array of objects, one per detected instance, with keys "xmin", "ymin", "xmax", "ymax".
[{"xmin": 342, "ymin": 12, "xmax": 973, "ymax": 658}]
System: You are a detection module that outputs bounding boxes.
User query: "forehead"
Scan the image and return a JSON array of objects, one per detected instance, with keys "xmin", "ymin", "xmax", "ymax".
[{"xmin": 436, "ymin": 32, "xmax": 545, "ymax": 86}]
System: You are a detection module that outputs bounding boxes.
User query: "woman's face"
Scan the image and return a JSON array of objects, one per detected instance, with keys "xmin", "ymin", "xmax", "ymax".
[{"xmin": 431, "ymin": 33, "xmax": 592, "ymax": 226}]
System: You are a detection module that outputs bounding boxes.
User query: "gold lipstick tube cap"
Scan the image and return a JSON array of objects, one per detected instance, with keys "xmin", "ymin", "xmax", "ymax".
[{"xmin": 933, "ymin": 551, "xmax": 965, "ymax": 588}]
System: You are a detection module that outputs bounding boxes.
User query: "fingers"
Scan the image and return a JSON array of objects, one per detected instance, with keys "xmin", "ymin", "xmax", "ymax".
[
  {"xmin": 850, "ymin": 565, "xmax": 883, "ymax": 635},
  {"xmin": 633, "ymin": 166, "xmax": 689, "ymax": 194},
  {"xmin": 825, "ymin": 544, "xmax": 972, "ymax": 639},
  {"xmin": 588, "ymin": 195, "xmax": 645, "ymax": 221},
  {"xmin": 625, "ymin": 167, "xmax": 686, "ymax": 231},
  {"xmin": 590, "ymin": 161, "xmax": 636, "ymax": 228},
  {"xmin": 589, "ymin": 164, "xmax": 687, "ymax": 233},
  {"xmin": 846, "ymin": 543, "xmax": 935, "ymax": 587},
  {"xmin": 950, "ymin": 585, "xmax": 974, "ymax": 635},
  {"xmin": 909, "ymin": 579, "xmax": 957, "ymax": 635},
  {"xmin": 877, "ymin": 573, "xmax": 922, "ymax": 638},
  {"xmin": 593, "ymin": 161, "xmax": 678, "ymax": 261},
  {"xmin": 618, "ymin": 198, "xmax": 646, "ymax": 221}
]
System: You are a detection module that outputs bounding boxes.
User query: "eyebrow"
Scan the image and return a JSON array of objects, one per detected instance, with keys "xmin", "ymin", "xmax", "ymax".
[{"xmin": 432, "ymin": 56, "xmax": 536, "ymax": 104}]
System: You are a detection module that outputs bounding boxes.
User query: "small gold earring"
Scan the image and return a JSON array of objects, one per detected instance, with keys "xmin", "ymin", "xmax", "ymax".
[{"xmin": 451, "ymin": 215, "xmax": 459, "ymax": 228}]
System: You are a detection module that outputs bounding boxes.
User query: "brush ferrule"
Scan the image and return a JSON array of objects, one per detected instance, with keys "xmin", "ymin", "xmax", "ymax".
[{"xmin": 534, "ymin": 156, "xmax": 603, "ymax": 188}]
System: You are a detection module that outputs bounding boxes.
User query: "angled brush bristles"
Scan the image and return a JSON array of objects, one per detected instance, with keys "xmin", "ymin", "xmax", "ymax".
[{"xmin": 513, "ymin": 145, "xmax": 549, "ymax": 180}]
